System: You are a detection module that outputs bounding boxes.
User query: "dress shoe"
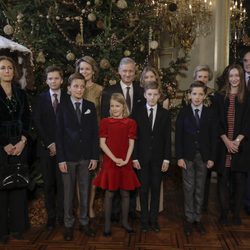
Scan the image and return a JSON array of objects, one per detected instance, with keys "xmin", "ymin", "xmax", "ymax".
[
  {"xmin": 79, "ymin": 225, "xmax": 96, "ymax": 237},
  {"xmin": 195, "ymin": 222, "xmax": 206, "ymax": 235},
  {"xmin": 0, "ymin": 235, "xmax": 8, "ymax": 244},
  {"xmin": 150, "ymin": 222, "xmax": 160, "ymax": 232},
  {"xmin": 183, "ymin": 221, "xmax": 193, "ymax": 236},
  {"xmin": 64, "ymin": 227, "xmax": 73, "ymax": 241},
  {"xmin": 103, "ymin": 231, "xmax": 112, "ymax": 237},
  {"xmin": 122, "ymin": 226, "xmax": 135, "ymax": 234},
  {"xmin": 141, "ymin": 223, "xmax": 150, "ymax": 233},
  {"xmin": 46, "ymin": 218, "xmax": 56, "ymax": 230}
]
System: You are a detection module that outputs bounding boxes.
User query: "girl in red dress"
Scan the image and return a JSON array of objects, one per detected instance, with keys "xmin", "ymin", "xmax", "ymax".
[{"xmin": 93, "ymin": 93, "xmax": 140, "ymax": 236}]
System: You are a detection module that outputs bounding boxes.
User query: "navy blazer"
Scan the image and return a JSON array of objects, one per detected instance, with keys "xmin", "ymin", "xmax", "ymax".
[
  {"xmin": 133, "ymin": 104, "xmax": 171, "ymax": 165},
  {"xmin": 175, "ymin": 104, "xmax": 217, "ymax": 162},
  {"xmin": 100, "ymin": 81, "xmax": 145, "ymax": 118},
  {"xmin": 32, "ymin": 90, "xmax": 68, "ymax": 149},
  {"xmin": 56, "ymin": 96, "xmax": 99, "ymax": 163}
]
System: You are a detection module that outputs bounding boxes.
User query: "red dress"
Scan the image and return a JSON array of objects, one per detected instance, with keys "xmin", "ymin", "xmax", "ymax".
[{"xmin": 93, "ymin": 117, "xmax": 141, "ymax": 191}]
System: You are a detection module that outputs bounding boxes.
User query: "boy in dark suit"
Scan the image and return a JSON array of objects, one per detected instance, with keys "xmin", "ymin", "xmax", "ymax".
[
  {"xmin": 33, "ymin": 66, "xmax": 65, "ymax": 230},
  {"xmin": 176, "ymin": 81, "xmax": 217, "ymax": 236},
  {"xmin": 133, "ymin": 81, "xmax": 171, "ymax": 232},
  {"xmin": 56, "ymin": 73, "xmax": 99, "ymax": 241}
]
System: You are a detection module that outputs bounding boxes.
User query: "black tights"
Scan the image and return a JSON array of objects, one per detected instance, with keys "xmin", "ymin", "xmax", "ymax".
[{"xmin": 104, "ymin": 189, "xmax": 131, "ymax": 232}]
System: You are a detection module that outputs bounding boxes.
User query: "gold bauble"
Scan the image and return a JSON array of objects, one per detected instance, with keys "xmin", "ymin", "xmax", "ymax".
[
  {"xmin": 100, "ymin": 58, "xmax": 110, "ymax": 69},
  {"xmin": 3, "ymin": 24, "xmax": 14, "ymax": 35}
]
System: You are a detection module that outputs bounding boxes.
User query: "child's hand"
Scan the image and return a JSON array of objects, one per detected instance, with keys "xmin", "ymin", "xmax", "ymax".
[
  {"xmin": 4, "ymin": 143, "xmax": 15, "ymax": 155},
  {"xmin": 225, "ymin": 140, "xmax": 238, "ymax": 153},
  {"xmin": 59, "ymin": 162, "xmax": 68, "ymax": 173},
  {"xmin": 116, "ymin": 160, "xmax": 127, "ymax": 167},
  {"xmin": 113, "ymin": 158, "xmax": 123, "ymax": 165},
  {"xmin": 133, "ymin": 161, "xmax": 141, "ymax": 170},
  {"xmin": 161, "ymin": 161, "xmax": 169, "ymax": 172},
  {"xmin": 177, "ymin": 159, "xmax": 186, "ymax": 169},
  {"xmin": 88, "ymin": 160, "xmax": 97, "ymax": 170},
  {"xmin": 207, "ymin": 160, "xmax": 214, "ymax": 169},
  {"xmin": 48, "ymin": 143, "xmax": 56, "ymax": 156}
]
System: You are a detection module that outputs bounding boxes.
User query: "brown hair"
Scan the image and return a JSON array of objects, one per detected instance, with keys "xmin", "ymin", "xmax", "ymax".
[
  {"xmin": 75, "ymin": 56, "xmax": 99, "ymax": 81},
  {"xmin": 140, "ymin": 66, "xmax": 161, "ymax": 87},
  {"xmin": 68, "ymin": 72, "xmax": 85, "ymax": 86},
  {"xmin": 110, "ymin": 93, "xmax": 130, "ymax": 118},
  {"xmin": 189, "ymin": 81, "xmax": 207, "ymax": 94},
  {"xmin": 0, "ymin": 56, "xmax": 19, "ymax": 82},
  {"xmin": 45, "ymin": 65, "xmax": 63, "ymax": 79},
  {"xmin": 221, "ymin": 64, "xmax": 246, "ymax": 103}
]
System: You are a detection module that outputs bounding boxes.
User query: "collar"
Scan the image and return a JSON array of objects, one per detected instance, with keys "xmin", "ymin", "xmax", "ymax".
[
  {"xmin": 191, "ymin": 103, "xmax": 203, "ymax": 112},
  {"xmin": 70, "ymin": 96, "xmax": 83, "ymax": 105},
  {"xmin": 146, "ymin": 103, "xmax": 157, "ymax": 111},
  {"xmin": 120, "ymin": 80, "xmax": 133, "ymax": 90}
]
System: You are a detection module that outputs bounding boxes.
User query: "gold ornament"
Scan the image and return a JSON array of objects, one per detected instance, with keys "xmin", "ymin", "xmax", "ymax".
[
  {"xmin": 109, "ymin": 79, "xmax": 117, "ymax": 85},
  {"xmin": 124, "ymin": 50, "xmax": 131, "ymax": 56},
  {"xmin": 100, "ymin": 58, "xmax": 110, "ymax": 69},
  {"xmin": 117, "ymin": 0, "xmax": 128, "ymax": 9},
  {"xmin": 88, "ymin": 13, "xmax": 96, "ymax": 22},
  {"xmin": 150, "ymin": 40, "xmax": 159, "ymax": 50},
  {"xmin": 66, "ymin": 52, "xmax": 75, "ymax": 61},
  {"xmin": 3, "ymin": 24, "xmax": 14, "ymax": 35},
  {"xmin": 36, "ymin": 51, "xmax": 46, "ymax": 64},
  {"xmin": 94, "ymin": 0, "xmax": 103, "ymax": 7}
]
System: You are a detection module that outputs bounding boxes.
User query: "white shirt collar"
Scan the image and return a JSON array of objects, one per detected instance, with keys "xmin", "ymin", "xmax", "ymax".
[
  {"xmin": 191, "ymin": 103, "xmax": 203, "ymax": 112},
  {"xmin": 120, "ymin": 80, "xmax": 133, "ymax": 90}
]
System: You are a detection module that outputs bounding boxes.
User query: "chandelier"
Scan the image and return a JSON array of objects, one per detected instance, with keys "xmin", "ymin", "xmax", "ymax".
[{"xmin": 150, "ymin": 0, "xmax": 213, "ymax": 51}]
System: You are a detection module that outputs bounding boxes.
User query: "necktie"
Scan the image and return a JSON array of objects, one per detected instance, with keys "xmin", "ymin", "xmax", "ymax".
[
  {"xmin": 194, "ymin": 108, "xmax": 200, "ymax": 128},
  {"xmin": 148, "ymin": 107, "xmax": 154, "ymax": 130},
  {"xmin": 247, "ymin": 76, "xmax": 250, "ymax": 92},
  {"xmin": 75, "ymin": 102, "xmax": 81, "ymax": 123},
  {"xmin": 52, "ymin": 93, "xmax": 58, "ymax": 113},
  {"xmin": 126, "ymin": 87, "xmax": 131, "ymax": 112}
]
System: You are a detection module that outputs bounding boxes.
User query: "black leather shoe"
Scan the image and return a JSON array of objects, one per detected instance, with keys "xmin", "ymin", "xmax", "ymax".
[
  {"xmin": 0, "ymin": 235, "xmax": 8, "ymax": 244},
  {"xmin": 64, "ymin": 227, "xmax": 73, "ymax": 241},
  {"xmin": 183, "ymin": 221, "xmax": 193, "ymax": 236},
  {"xmin": 103, "ymin": 231, "xmax": 112, "ymax": 237},
  {"xmin": 195, "ymin": 222, "xmax": 206, "ymax": 235},
  {"xmin": 79, "ymin": 225, "xmax": 96, "ymax": 237},
  {"xmin": 151, "ymin": 222, "xmax": 160, "ymax": 232},
  {"xmin": 122, "ymin": 226, "xmax": 135, "ymax": 234},
  {"xmin": 141, "ymin": 223, "xmax": 150, "ymax": 233},
  {"xmin": 46, "ymin": 218, "xmax": 56, "ymax": 231}
]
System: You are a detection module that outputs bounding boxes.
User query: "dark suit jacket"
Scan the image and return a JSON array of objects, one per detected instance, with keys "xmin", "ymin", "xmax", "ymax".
[
  {"xmin": 32, "ymin": 90, "xmax": 68, "ymax": 150},
  {"xmin": 133, "ymin": 104, "xmax": 171, "ymax": 166},
  {"xmin": 214, "ymin": 92, "xmax": 250, "ymax": 172},
  {"xmin": 100, "ymin": 81, "xmax": 144, "ymax": 118},
  {"xmin": 56, "ymin": 96, "xmax": 99, "ymax": 163},
  {"xmin": 175, "ymin": 104, "xmax": 217, "ymax": 162}
]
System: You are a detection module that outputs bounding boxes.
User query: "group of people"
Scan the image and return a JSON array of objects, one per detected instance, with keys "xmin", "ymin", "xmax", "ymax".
[{"xmin": 0, "ymin": 50, "xmax": 250, "ymax": 244}]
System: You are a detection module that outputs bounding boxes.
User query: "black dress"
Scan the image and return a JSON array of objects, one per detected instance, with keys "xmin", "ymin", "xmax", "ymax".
[{"xmin": 0, "ymin": 83, "xmax": 31, "ymax": 238}]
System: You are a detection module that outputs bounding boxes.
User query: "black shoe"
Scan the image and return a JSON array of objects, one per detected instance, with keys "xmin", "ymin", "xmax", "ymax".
[
  {"xmin": 218, "ymin": 214, "xmax": 229, "ymax": 225},
  {"xmin": 64, "ymin": 227, "xmax": 73, "ymax": 241},
  {"xmin": 46, "ymin": 218, "xmax": 56, "ymax": 231},
  {"xmin": 232, "ymin": 216, "xmax": 242, "ymax": 225},
  {"xmin": 128, "ymin": 212, "xmax": 138, "ymax": 220},
  {"xmin": 111, "ymin": 213, "xmax": 120, "ymax": 223},
  {"xmin": 12, "ymin": 232, "xmax": 23, "ymax": 240},
  {"xmin": 0, "ymin": 235, "xmax": 8, "ymax": 244},
  {"xmin": 79, "ymin": 225, "xmax": 96, "ymax": 237},
  {"xmin": 183, "ymin": 221, "xmax": 193, "ymax": 236},
  {"xmin": 151, "ymin": 222, "xmax": 160, "ymax": 232},
  {"xmin": 141, "ymin": 223, "xmax": 150, "ymax": 233},
  {"xmin": 103, "ymin": 231, "xmax": 112, "ymax": 237},
  {"xmin": 195, "ymin": 222, "xmax": 206, "ymax": 235},
  {"xmin": 122, "ymin": 226, "xmax": 135, "ymax": 234}
]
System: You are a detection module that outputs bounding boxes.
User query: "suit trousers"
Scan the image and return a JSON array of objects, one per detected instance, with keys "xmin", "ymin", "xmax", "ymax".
[
  {"xmin": 40, "ymin": 148, "xmax": 64, "ymax": 220},
  {"xmin": 182, "ymin": 152, "xmax": 207, "ymax": 223},
  {"xmin": 244, "ymin": 171, "xmax": 250, "ymax": 209},
  {"xmin": 138, "ymin": 160, "xmax": 162, "ymax": 224},
  {"xmin": 62, "ymin": 159, "xmax": 90, "ymax": 228}
]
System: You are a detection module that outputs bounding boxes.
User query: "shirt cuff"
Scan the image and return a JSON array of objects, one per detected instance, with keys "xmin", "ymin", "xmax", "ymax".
[
  {"xmin": 47, "ymin": 143, "xmax": 55, "ymax": 149},
  {"xmin": 164, "ymin": 160, "xmax": 170, "ymax": 164}
]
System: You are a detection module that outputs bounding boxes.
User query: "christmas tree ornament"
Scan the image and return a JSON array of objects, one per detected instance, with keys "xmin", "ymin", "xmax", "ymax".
[
  {"xmin": 117, "ymin": 0, "xmax": 128, "ymax": 9},
  {"xmin": 124, "ymin": 50, "xmax": 131, "ymax": 56},
  {"xmin": 88, "ymin": 13, "xmax": 96, "ymax": 22},
  {"xmin": 96, "ymin": 19, "xmax": 104, "ymax": 29},
  {"xmin": 66, "ymin": 51, "xmax": 75, "ymax": 61},
  {"xmin": 100, "ymin": 58, "xmax": 110, "ymax": 69},
  {"xmin": 36, "ymin": 51, "xmax": 46, "ymax": 63},
  {"xmin": 140, "ymin": 44, "xmax": 145, "ymax": 52},
  {"xmin": 94, "ymin": 0, "xmax": 103, "ymax": 6},
  {"xmin": 86, "ymin": 1, "xmax": 91, "ymax": 6},
  {"xmin": 150, "ymin": 40, "xmax": 158, "ymax": 50},
  {"xmin": 109, "ymin": 79, "xmax": 117, "ymax": 85},
  {"xmin": 17, "ymin": 13, "xmax": 24, "ymax": 23},
  {"xmin": 3, "ymin": 24, "xmax": 14, "ymax": 35}
]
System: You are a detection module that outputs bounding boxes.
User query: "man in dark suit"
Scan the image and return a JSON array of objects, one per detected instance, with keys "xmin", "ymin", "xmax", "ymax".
[
  {"xmin": 56, "ymin": 73, "xmax": 99, "ymax": 241},
  {"xmin": 101, "ymin": 57, "xmax": 144, "ymax": 221},
  {"xmin": 33, "ymin": 66, "xmax": 65, "ymax": 230},
  {"xmin": 133, "ymin": 81, "xmax": 171, "ymax": 233},
  {"xmin": 176, "ymin": 81, "xmax": 217, "ymax": 236}
]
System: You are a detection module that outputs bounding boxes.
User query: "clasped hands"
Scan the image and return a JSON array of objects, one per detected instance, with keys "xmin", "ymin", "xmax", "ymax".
[
  {"xmin": 225, "ymin": 139, "xmax": 240, "ymax": 154},
  {"xmin": 4, "ymin": 141, "xmax": 25, "ymax": 156}
]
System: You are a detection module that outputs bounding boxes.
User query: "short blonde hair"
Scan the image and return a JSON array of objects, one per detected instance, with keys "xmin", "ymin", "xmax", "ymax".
[
  {"xmin": 110, "ymin": 93, "xmax": 130, "ymax": 118},
  {"xmin": 193, "ymin": 65, "xmax": 213, "ymax": 81}
]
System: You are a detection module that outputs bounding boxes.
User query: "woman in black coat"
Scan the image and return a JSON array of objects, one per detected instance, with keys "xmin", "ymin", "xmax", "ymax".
[
  {"xmin": 0, "ymin": 56, "xmax": 31, "ymax": 243},
  {"xmin": 215, "ymin": 64, "xmax": 250, "ymax": 225}
]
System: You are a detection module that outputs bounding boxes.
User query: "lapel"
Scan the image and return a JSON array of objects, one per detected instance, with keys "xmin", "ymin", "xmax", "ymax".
[
  {"xmin": 152, "ymin": 104, "xmax": 162, "ymax": 133},
  {"xmin": 200, "ymin": 106, "xmax": 207, "ymax": 127},
  {"xmin": 45, "ymin": 91, "xmax": 55, "ymax": 114},
  {"xmin": 142, "ymin": 105, "xmax": 152, "ymax": 131},
  {"xmin": 187, "ymin": 105, "xmax": 197, "ymax": 128}
]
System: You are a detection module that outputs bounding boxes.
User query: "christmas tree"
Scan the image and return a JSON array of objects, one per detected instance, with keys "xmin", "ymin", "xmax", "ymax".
[{"xmin": 0, "ymin": 0, "xmax": 188, "ymax": 97}]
